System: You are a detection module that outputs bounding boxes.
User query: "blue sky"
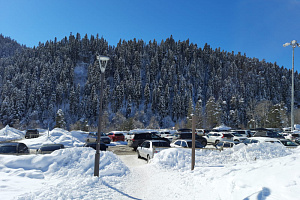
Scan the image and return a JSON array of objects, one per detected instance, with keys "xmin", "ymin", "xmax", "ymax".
[{"xmin": 1, "ymin": 0, "xmax": 300, "ymax": 71}]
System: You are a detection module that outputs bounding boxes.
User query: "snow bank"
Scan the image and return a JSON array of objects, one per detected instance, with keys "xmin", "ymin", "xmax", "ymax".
[
  {"xmin": 0, "ymin": 147, "xmax": 129, "ymax": 199},
  {"xmin": 21, "ymin": 128, "xmax": 86, "ymax": 149},
  {"xmin": 213, "ymin": 124, "xmax": 231, "ymax": 131},
  {"xmin": 152, "ymin": 143, "xmax": 294, "ymax": 170},
  {"xmin": 0, "ymin": 125, "xmax": 25, "ymax": 141}
]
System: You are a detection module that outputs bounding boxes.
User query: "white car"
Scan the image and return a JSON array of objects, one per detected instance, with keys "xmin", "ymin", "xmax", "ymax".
[
  {"xmin": 203, "ymin": 132, "xmax": 234, "ymax": 144},
  {"xmin": 231, "ymin": 130, "xmax": 252, "ymax": 137},
  {"xmin": 170, "ymin": 139, "xmax": 204, "ymax": 148},
  {"xmin": 136, "ymin": 140, "xmax": 170, "ymax": 162},
  {"xmin": 284, "ymin": 133, "xmax": 300, "ymax": 141},
  {"xmin": 230, "ymin": 132, "xmax": 247, "ymax": 142},
  {"xmin": 157, "ymin": 130, "xmax": 174, "ymax": 138}
]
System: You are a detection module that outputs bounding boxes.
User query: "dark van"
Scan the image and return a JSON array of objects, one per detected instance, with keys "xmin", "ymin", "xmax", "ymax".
[{"xmin": 25, "ymin": 129, "xmax": 39, "ymax": 139}]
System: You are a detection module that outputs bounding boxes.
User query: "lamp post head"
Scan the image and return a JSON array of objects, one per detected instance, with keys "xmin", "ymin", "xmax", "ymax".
[
  {"xmin": 283, "ymin": 40, "xmax": 300, "ymax": 48},
  {"xmin": 96, "ymin": 55, "xmax": 110, "ymax": 73}
]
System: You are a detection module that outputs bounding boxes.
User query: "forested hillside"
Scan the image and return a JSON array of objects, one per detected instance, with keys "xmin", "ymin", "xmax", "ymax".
[
  {"xmin": 0, "ymin": 33, "xmax": 299, "ymax": 131},
  {"xmin": 0, "ymin": 34, "xmax": 25, "ymax": 58}
]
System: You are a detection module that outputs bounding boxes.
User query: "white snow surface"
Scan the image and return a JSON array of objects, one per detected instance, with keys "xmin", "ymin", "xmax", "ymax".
[
  {"xmin": 0, "ymin": 128, "xmax": 300, "ymax": 199},
  {"xmin": 21, "ymin": 128, "xmax": 87, "ymax": 149},
  {"xmin": 0, "ymin": 125, "xmax": 25, "ymax": 141}
]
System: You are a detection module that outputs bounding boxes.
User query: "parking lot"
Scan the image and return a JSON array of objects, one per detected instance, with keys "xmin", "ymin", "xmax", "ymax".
[{"xmin": 107, "ymin": 145, "xmax": 137, "ymax": 155}]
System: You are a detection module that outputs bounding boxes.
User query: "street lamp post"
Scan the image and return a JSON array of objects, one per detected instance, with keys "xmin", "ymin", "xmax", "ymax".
[
  {"xmin": 94, "ymin": 54, "xmax": 110, "ymax": 177},
  {"xmin": 191, "ymin": 114, "xmax": 196, "ymax": 171},
  {"xmin": 283, "ymin": 40, "xmax": 300, "ymax": 132}
]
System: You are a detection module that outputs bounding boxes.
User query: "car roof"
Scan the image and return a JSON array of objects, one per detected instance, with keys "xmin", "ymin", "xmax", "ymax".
[
  {"xmin": 173, "ymin": 139, "xmax": 195, "ymax": 142},
  {"xmin": 0, "ymin": 142, "xmax": 22, "ymax": 146},
  {"xmin": 250, "ymin": 137, "xmax": 280, "ymax": 142},
  {"xmin": 41, "ymin": 144, "xmax": 64, "ymax": 147},
  {"xmin": 109, "ymin": 131, "xmax": 127, "ymax": 133},
  {"xmin": 144, "ymin": 140, "xmax": 168, "ymax": 143}
]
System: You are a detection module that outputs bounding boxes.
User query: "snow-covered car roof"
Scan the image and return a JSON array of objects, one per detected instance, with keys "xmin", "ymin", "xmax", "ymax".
[{"xmin": 250, "ymin": 137, "xmax": 281, "ymax": 143}]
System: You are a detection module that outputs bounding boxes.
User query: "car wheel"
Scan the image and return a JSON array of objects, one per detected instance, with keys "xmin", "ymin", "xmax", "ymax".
[
  {"xmin": 200, "ymin": 138, "xmax": 207, "ymax": 147},
  {"xmin": 137, "ymin": 151, "xmax": 141, "ymax": 158},
  {"xmin": 234, "ymin": 139, "xmax": 239, "ymax": 142},
  {"xmin": 147, "ymin": 155, "xmax": 150, "ymax": 163},
  {"xmin": 215, "ymin": 140, "xmax": 219, "ymax": 145}
]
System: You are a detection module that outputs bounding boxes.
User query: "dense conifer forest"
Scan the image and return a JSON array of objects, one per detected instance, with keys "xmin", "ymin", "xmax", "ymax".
[{"xmin": 0, "ymin": 33, "xmax": 299, "ymax": 131}]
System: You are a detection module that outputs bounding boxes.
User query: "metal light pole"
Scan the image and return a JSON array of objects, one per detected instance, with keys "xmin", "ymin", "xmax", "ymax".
[
  {"xmin": 191, "ymin": 114, "xmax": 196, "ymax": 171},
  {"xmin": 94, "ymin": 54, "xmax": 110, "ymax": 177},
  {"xmin": 283, "ymin": 40, "xmax": 300, "ymax": 132}
]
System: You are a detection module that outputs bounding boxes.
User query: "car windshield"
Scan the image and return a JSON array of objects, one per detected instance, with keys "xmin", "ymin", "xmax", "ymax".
[
  {"xmin": 115, "ymin": 134, "xmax": 123, "ymax": 136},
  {"xmin": 232, "ymin": 133, "xmax": 242, "ymax": 136},
  {"xmin": 187, "ymin": 141, "xmax": 204, "ymax": 148},
  {"xmin": 0, "ymin": 146, "xmax": 17, "ymax": 153},
  {"xmin": 267, "ymin": 132, "xmax": 282, "ymax": 137},
  {"xmin": 223, "ymin": 134, "xmax": 233, "ymax": 138},
  {"xmin": 281, "ymin": 140, "xmax": 298, "ymax": 146},
  {"xmin": 151, "ymin": 134, "xmax": 161, "ymax": 139},
  {"xmin": 180, "ymin": 133, "xmax": 192, "ymax": 139},
  {"xmin": 152, "ymin": 142, "xmax": 170, "ymax": 147}
]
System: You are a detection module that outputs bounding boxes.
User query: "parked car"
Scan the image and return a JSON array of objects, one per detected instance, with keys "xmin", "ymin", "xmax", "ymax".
[
  {"xmin": 231, "ymin": 130, "xmax": 252, "ymax": 137},
  {"xmin": 172, "ymin": 131, "xmax": 207, "ymax": 147},
  {"xmin": 85, "ymin": 132, "xmax": 111, "ymax": 144},
  {"xmin": 230, "ymin": 132, "xmax": 247, "ymax": 142},
  {"xmin": 284, "ymin": 133, "xmax": 300, "ymax": 141},
  {"xmin": 196, "ymin": 129, "xmax": 211, "ymax": 136},
  {"xmin": 157, "ymin": 130, "xmax": 174, "ymax": 138},
  {"xmin": 170, "ymin": 139, "xmax": 204, "ymax": 148},
  {"xmin": 279, "ymin": 139, "xmax": 299, "ymax": 148},
  {"xmin": 136, "ymin": 140, "xmax": 170, "ymax": 162},
  {"xmin": 83, "ymin": 142, "xmax": 107, "ymax": 151},
  {"xmin": 37, "ymin": 144, "xmax": 64, "ymax": 154},
  {"xmin": 127, "ymin": 132, "xmax": 170, "ymax": 151},
  {"xmin": 203, "ymin": 132, "xmax": 234, "ymax": 144},
  {"xmin": 126, "ymin": 129, "xmax": 157, "ymax": 142},
  {"xmin": 25, "ymin": 129, "xmax": 39, "ymax": 139},
  {"xmin": 251, "ymin": 128, "xmax": 284, "ymax": 139},
  {"xmin": 215, "ymin": 141, "xmax": 241, "ymax": 150},
  {"xmin": 243, "ymin": 137, "xmax": 283, "ymax": 145},
  {"xmin": 0, "ymin": 142, "xmax": 29, "ymax": 155},
  {"xmin": 107, "ymin": 131, "xmax": 125, "ymax": 142}
]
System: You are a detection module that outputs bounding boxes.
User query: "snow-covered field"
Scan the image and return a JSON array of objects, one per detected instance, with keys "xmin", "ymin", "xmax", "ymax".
[{"xmin": 0, "ymin": 127, "xmax": 300, "ymax": 199}]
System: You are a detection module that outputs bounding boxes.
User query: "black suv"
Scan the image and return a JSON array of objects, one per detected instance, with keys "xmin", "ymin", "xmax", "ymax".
[
  {"xmin": 173, "ymin": 129, "xmax": 207, "ymax": 147},
  {"xmin": 25, "ymin": 129, "xmax": 39, "ymax": 139},
  {"xmin": 251, "ymin": 128, "xmax": 284, "ymax": 139},
  {"xmin": 128, "ymin": 132, "xmax": 170, "ymax": 150}
]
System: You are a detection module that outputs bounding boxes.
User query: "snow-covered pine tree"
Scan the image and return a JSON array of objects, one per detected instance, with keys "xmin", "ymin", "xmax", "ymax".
[{"xmin": 55, "ymin": 109, "xmax": 66, "ymax": 129}]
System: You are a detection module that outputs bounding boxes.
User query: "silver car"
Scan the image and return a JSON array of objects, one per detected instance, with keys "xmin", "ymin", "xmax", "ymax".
[{"xmin": 85, "ymin": 132, "xmax": 111, "ymax": 144}]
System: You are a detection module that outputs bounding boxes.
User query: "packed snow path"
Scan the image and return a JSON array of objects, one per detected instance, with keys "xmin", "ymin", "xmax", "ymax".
[{"xmin": 116, "ymin": 155, "xmax": 194, "ymax": 200}]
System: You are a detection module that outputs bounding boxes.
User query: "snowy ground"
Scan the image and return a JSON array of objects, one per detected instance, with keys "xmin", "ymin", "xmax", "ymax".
[{"xmin": 0, "ymin": 127, "xmax": 300, "ymax": 199}]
